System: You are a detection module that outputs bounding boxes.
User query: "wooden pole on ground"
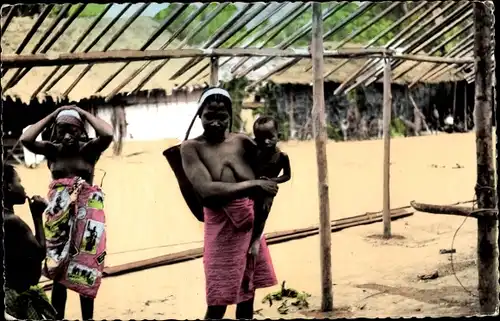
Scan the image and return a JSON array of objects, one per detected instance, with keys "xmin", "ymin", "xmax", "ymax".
[
  {"xmin": 382, "ymin": 58, "xmax": 392, "ymax": 239},
  {"xmin": 311, "ymin": 2, "xmax": 333, "ymax": 312},
  {"xmin": 472, "ymin": 2, "xmax": 498, "ymax": 314},
  {"xmin": 209, "ymin": 56, "xmax": 219, "ymax": 86}
]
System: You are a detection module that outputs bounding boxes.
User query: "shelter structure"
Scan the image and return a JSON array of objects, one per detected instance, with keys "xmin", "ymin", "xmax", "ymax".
[
  {"xmin": 1, "ymin": 1, "xmax": 497, "ymax": 314},
  {"xmin": 1, "ymin": 1, "xmax": 483, "ymax": 161}
]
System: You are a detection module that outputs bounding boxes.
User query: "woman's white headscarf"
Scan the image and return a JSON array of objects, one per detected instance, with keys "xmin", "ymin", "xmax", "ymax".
[{"xmin": 184, "ymin": 88, "xmax": 233, "ymax": 140}]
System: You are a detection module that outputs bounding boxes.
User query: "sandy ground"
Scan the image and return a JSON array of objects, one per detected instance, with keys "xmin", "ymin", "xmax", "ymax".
[{"xmin": 13, "ymin": 132, "xmax": 495, "ymax": 319}]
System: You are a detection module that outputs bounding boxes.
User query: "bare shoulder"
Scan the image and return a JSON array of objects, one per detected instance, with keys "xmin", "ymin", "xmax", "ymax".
[
  {"xmin": 5, "ymin": 215, "xmax": 31, "ymax": 233},
  {"xmin": 180, "ymin": 137, "xmax": 203, "ymax": 152},
  {"xmin": 279, "ymin": 150, "xmax": 289, "ymax": 158},
  {"xmin": 279, "ymin": 150, "xmax": 290, "ymax": 162},
  {"xmin": 231, "ymin": 133, "xmax": 256, "ymax": 148},
  {"xmin": 229, "ymin": 132, "xmax": 252, "ymax": 141}
]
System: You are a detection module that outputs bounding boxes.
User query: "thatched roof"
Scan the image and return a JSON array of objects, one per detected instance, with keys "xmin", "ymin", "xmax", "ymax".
[{"xmin": 1, "ymin": 16, "xmax": 210, "ymax": 103}]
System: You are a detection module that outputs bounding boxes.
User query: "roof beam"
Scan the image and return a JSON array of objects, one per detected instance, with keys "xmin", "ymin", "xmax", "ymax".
[
  {"xmin": 352, "ymin": 3, "xmax": 472, "ymax": 91},
  {"xmin": 6, "ymin": 4, "xmax": 87, "ymax": 90},
  {"xmin": 29, "ymin": 3, "xmax": 114, "ymax": 99},
  {"xmin": 241, "ymin": 1, "xmax": 375, "ymax": 85},
  {"xmin": 392, "ymin": 21, "xmax": 473, "ymax": 82},
  {"xmin": 2, "ymin": 4, "xmax": 54, "ymax": 78},
  {"xmin": 408, "ymin": 34, "xmax": 474, "ymax": 87},
  {"xmin": 167, "ymin": 3, "xmax": 257, "ymax": 81},
  {"xmin": 424, "ymin": 47, "xmax": 476, "ymax": 82},
  {"xmin": 303, "ymin": 1, "xmax": 402, "ymax": 73},
  {"xmin": 0, "ymin": 4, "xmax": 16, "ymax": 35},
  {"xmin": 342, "ymin": 2, "xmax": 471, "ymax": 94},
  {"xmin": 100, "ymin": 3, "xmax": 212, "ymax": 100},
  {"xmin": 127, "ymin": 3, "xmax": 231, "ymax": 94},
  {"xmin": 94, "ymin": 3, "xmax": 191, "ymax": 94},
  {"xmin": 43, "ymin": 3, "xmax": 133, "ymax": 92},
  {"xmin": 1, "ymin": 48, "xmax": 475, "ymax": 69},
  {"xmin": 61, "ymin": 3, "xmax": 151, "ymax": 97},
  {"xmin": 333, "ymin": 1, "xmax": 455, "ymax": 95},
  {"xmin": 229, "ymin": 2, "xmax": 312, "ymax": 75},
  {"xmin": 196, "ymin": 1, "xmax": 289, "ymax": 79},
  {"xmin": 175, "ymin": 2, "xmax": 291, "ymax": 90},
  {"xmin": 323, "ymin": 1, "xmax": 430, "ymax": 80}
]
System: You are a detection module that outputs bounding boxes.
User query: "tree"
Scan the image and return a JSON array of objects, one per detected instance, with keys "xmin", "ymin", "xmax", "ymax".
[
  {"xmin": 50, "ymin": 4, "xmax": 106, "ymax": 18},
  {"xmin": 2, "ymin": 4, "xmax": 43, "ymax": 17},
  {"xmin": 154, "ymin": 3, "xmax": 239, "ymax": 45}
]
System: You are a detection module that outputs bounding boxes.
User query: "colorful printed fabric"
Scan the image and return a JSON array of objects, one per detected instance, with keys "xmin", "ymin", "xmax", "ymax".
[
  {"xmin": 203, "ymin": 198, "xmax": 277, "ymax": 306},
  {"xmin": 4, "ymin": 285, "xmax": 57, "ymax": 320},
  {"xmin": 42, "ymin": 177, "xmax": 107, "ymax": 299}
]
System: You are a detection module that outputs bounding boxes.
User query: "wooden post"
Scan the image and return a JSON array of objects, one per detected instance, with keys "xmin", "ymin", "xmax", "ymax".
[
  {"xmin": 464, "ymin": 84, "xmax": 468, "ymax": 131},
  {"xmin": 472, "ymin": 2, "xmax": 498, "ymax": 314},
  {"xmin": 452, "ymin": 81, "xmax": 457, "ymax": 123},
  {"xmin": 311, "ymin": 2, "xmax": 333, "ymax": 312},
  {"xmin": 289, "ymin": 93, "xmax": 296, "ymax": 140},
  {"xmin": 382, "ymin": 58, "xmax": 392, "ymax": 239},
  {"xmin": 209, "ymin": 56, "xmax": 219, "ymax": 86}
]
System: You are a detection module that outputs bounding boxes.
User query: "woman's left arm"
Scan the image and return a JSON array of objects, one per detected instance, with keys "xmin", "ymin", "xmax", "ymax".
[{"xmin": 75, "ymin": 107, "xmax": 114, "ymax": 155}]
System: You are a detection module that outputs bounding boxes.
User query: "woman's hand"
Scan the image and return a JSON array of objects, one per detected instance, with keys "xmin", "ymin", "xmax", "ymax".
[
  {"xmin": 255, "ymin": 179, "xmax": 278, "ymax": 196},
  {"xmin": 29, "ymin": 195, "xmax": 48, "ymax": 219},
  {"xmin": 54, "ymin": 105, "xmax": 73, "ymax": 114},
  {"xmin": 72, "ymin": 106, "xmax": 88, "ymax": 119}
]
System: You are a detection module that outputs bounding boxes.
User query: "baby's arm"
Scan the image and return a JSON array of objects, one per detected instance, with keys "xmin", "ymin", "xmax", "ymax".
[{"xmin": 271, "ymin": 152, "xmax": 291, "ymax": 184}]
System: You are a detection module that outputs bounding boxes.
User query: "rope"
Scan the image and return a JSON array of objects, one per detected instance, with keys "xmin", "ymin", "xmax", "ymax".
[
  {"xmin": 95, "ymin": 168, "xmax": 107, "ymax": 188},
  {"xmin": 106, "ymin": 240, "xmax": 204, "ymax": 256},
  {"xmin": 449, "ymin": 185, "xmax": 498, "ymax": 297}
]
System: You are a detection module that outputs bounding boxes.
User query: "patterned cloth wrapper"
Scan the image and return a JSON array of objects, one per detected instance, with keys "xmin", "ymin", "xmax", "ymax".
[
  {"xmin": 4, "ymin": 285, "xmax": 57, "ymax": 320},
  {"xmin": 42, "ymin": 177, "xmax": 107, "ymax": 299},
  {"xmin": 203, "ymin": 198, "xmax": 277, "ymax": 306}
]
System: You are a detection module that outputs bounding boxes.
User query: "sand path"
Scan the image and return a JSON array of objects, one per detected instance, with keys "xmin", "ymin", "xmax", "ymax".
[{"xmin": 13, "ymin": 132, "xmax": 493, "ymax": 318}]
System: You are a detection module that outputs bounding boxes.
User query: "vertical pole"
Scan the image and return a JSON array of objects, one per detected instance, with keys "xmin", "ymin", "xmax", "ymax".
[
  {"xmin": 289, "ymin": 94, "xmax": 296, "ymax": 140},
  {"xmin": 210, "ymin": 56, "xmax": 219, "ymax": 87},
  {"xmin": 472, "ymin": 2, "xmax": 498, "ymax": 314},
  {"xmin": 464, "ymin": 84, "xmax": 468, "ymax": 131},
  {"xmin": 382, "ymin": 58, "xmax": 392, "ymax": 239},
  {"xmin": 452, "ymin": 81, "xmax": 457, "ymax": 121},
  {"xmin": 311, "ymin": 2, "xmax": 333, "ymax": 312}
]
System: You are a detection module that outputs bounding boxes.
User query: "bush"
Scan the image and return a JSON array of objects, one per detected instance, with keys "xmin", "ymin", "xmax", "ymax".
[{"xmin": 390, "ymin": 118, "xmax": 406, "ymax": 137}]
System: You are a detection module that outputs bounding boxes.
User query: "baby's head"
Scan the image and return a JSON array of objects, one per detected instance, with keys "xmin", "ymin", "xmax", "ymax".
[{"xmin": 253, "ymin": 116, "xmax": 278, "ymax": 149}]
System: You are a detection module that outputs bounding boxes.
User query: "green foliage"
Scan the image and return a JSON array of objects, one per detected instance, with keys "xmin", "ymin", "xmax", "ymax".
[
  {"xmin": 221, "ymin": 77, "xmax": 249, "ymax": 132},
  {"xmin": 254, "ymin": 82, "xmax": 291, "ymax": 141},
  {"xmin": 327, "ymin": 123, "xmax": 343, "ymax": 141},
  {"xmin": 74, "ymin": 4, "xmax": 106, "ymax": 18},
  {"xmin": 154, "ymin": 3, "xmax": 240, "ymax": 46},
  {"xmin": 149, "ymin": 1, "xmax": 467, "ymax": 54},
  {"xmin": 262, "ymin": 281, "xmax": 311, "ymax": 315},
  {"xmin": 50, "ymin": 4, "xmax": 105, "ymax": 18},
  {"xmin": 154, "ymin": 4, "xmax": 197, "ymax": 41},
  {"xmin": 49, "ymin": 5, "xmax": 65, "ymax": 17},
  {"xmin": 390, "ymin": 118, "xmax": 406, "ymax": 137}
]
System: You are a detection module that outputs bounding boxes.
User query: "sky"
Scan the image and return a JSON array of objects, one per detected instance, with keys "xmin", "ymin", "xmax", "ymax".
[{"xmin": 105, "ymin": 3, "xmax": 170, "ymax": 18}]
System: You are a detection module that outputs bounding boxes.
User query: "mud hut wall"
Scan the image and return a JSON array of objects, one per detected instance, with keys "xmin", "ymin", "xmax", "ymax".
[
  {"xmin": 2, "ymin": 88, "xmax": 206, "ymax": 142},
  {"xmin": 260, "ymin": 80, "xmax": 476, "ymax": 135}
]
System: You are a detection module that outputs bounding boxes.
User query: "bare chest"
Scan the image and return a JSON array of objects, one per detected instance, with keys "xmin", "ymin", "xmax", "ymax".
[
  {"xmin": 256, "ymin": 152, "xmax": 282, "ymax": 177},
  {"xmin": 50, "ymin": 157, "xmax": 94, "ymax": 183},
  {"xmin": 198, "ymin": 140, "xmax": 254, "ymax": 182}
]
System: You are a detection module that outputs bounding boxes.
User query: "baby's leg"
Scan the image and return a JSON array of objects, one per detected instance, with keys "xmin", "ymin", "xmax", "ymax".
[{"xmin": 249, "ymin": 196, "xmax": 274, "ymax": 256}]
